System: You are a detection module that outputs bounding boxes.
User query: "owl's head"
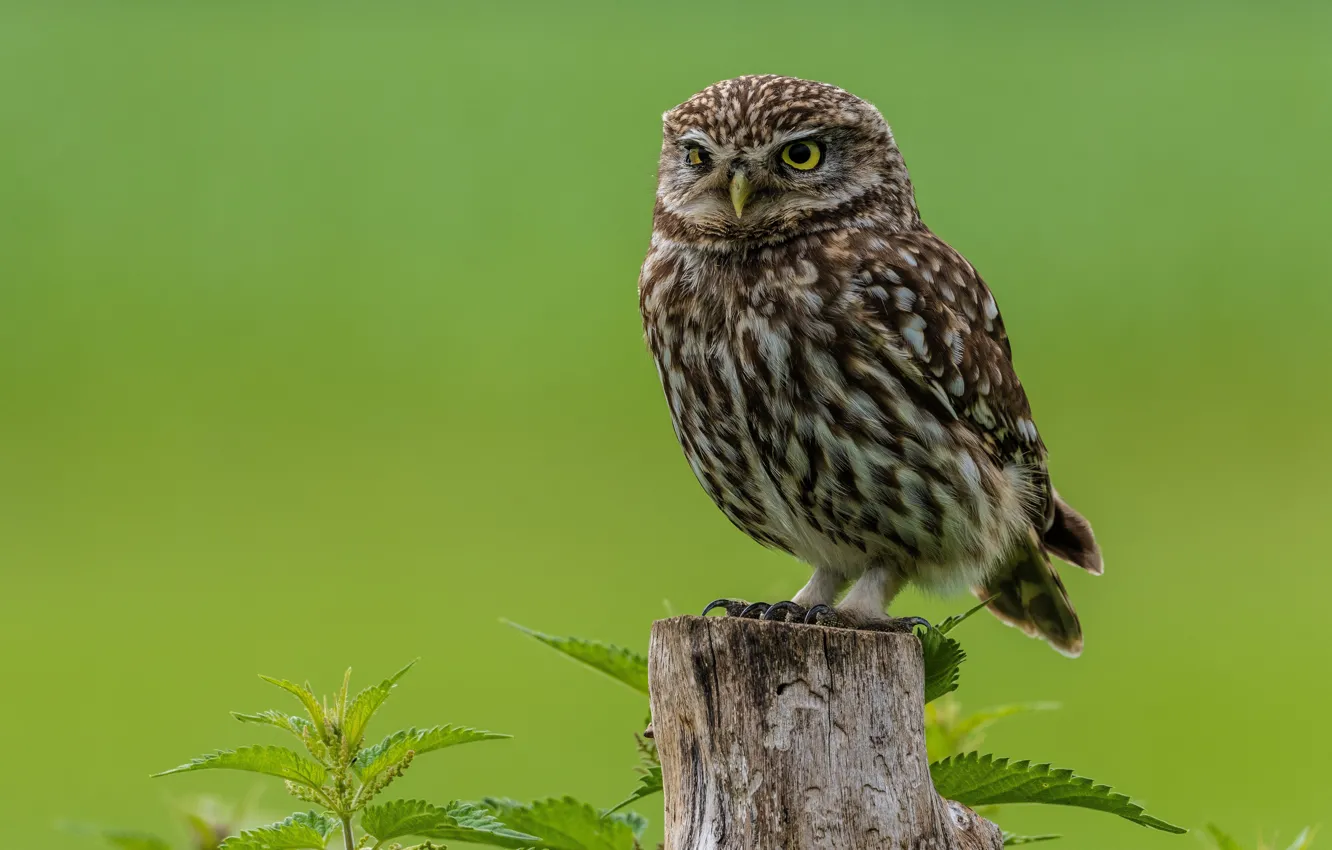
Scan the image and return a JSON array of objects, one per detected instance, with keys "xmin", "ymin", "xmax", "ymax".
[{"xmin": 653, "ymin": 75, "xmax": 919, "ymax": 248}]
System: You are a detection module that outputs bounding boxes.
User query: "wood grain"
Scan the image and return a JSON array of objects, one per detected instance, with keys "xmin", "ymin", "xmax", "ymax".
[{"xmin": 649, "ymin": 616, "xmax": 1002, "ymax": 850}]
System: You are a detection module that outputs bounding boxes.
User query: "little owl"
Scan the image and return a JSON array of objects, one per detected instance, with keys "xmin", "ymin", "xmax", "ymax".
[{"xmin": 638, "ymin": 75, "xmax": 1102, "ymax": 655}]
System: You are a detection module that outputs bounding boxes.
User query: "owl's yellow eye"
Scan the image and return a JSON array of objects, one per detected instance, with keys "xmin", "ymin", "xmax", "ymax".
[
  {"xmin": 781, "ymin": 140, "xmax": 822, "ymax": 171},
  {"xmin": 685, "ymin": 146, "xmax": 709, "ymax": 167}
]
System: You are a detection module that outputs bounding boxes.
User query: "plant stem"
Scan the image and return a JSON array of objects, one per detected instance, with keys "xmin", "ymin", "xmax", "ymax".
[{"xmin": 341, "ymin": 815, "xmax": 355, "ymax": 850}]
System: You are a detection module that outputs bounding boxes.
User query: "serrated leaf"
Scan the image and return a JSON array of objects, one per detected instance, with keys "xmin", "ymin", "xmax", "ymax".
[
  {"xmin": 1205, "ymin": 825, "xmax": 1245, "ymax": 850},
  {"xmin": 481, "ymin": 797, "xmax": 640, "ymax": 850},
  {"xmin": 918, "ymin": 599, "xmax": 996, "ymax": 705},
  {"xmin": 1002, "ymin": 832, "xmax": 1061, "ymax": 845},
  {"xmin": 361, "ymin": 799, "xmax": 538, "ymax": 848},
  {"xmin": 608, "ymin": 732, "xmax": 662, "ymax": 815},
  {"xmin": 103, "ymin": 831, "xmax": 174, "ymax": 850},
  {"xmin": 930, "ymin": 752, "xmax": 1185, "ymax": 834},
  {"xmin": 920, "ymin": 626, "xmax": 966, "ymax": 704},
  {"xmin": 606, "ymin": 762, "xmax": 662, "ymax": 814},
  {"xmin": 506, "ymin": 622, "xmax": 649, "ymax": 695},
  {"xmin": 354, "ymin": 726, "xmax": 508, "ymax": 781},
  {"xmin": 260, "ymin": 677, "xmax": 328, "ymax": 739},
  {"xmin": 216, "ymin": 812, "xmax": 338, "ymax": 850},
  {"xmin": 607, "ymin": 810, "xmax": 648, "ymax": 840},
  {"xmin": 232, "ymin": 710, "xmax": 316, "ymax": 739},
  {"xmin": 343, "ymin": 661, "xmax": 416, "ymax": 750},
  {"xmin": 153, "ymin": 745, "xmax": 328, "ymax": 788}
]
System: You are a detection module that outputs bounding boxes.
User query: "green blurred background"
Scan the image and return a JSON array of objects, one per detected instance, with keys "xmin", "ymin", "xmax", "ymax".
[{"xmin": 2, "ymin": 0, "xmax": 1330, "ymax": 846}]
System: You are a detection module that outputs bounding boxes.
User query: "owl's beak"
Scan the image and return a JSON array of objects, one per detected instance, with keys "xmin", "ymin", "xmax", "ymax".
[{"xmin": 729, "ymin": 170, "xmax": 753, "ymax": 218}]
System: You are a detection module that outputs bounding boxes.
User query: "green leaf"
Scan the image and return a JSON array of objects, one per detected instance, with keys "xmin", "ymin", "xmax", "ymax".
[
  {"xmin": 217, "ymin": 812, "xmax": 338, "ymax": 850},
  {"xmin": 606, "ymin": 762, "xmax": 662, "ymax": 814},
  {"xmin": 1003, "ymin": 833, "xmax": 1061, "ymax": 845},
  {"xmin": 607, "ymin": 811, "xmax": 648, "ymax": 840},
  {"xmin": 930, "ymin": 752, "xmax": 1186, "ymax": 834},
  {"xmin": 920, "ymin": 626, "xmax": 966, "ymax": 704},
  {"xmin": 361, "ymin": 799, "xmax": 538, "ymax": 848},
  {"xmin": 343, "ymin": 660, "xmax": 416, "ymax": 750},
  {"xmin": 102, "ymin": 832, "xmax": 173, "ymax": 850},
  {"xmin": 506, "ymin": 622, "xmax": 649, "ymax": 695},
  {"xmin": 1205, "ymin": 825, "xmax": 1245, "ymax": 850},
  {"xmin": 938, "ymin": 597, "xmax": 994, "ymax": 634},
  {"xmin": 354, "ymin": 726, "xmax": 508, "ymax": 781},
  {"xmin": 481, "ymin": 797, "xmax": 641, "ymax": 850},
  {"xmin": 232, "ymin": 710, "xmax": 316, "ymax": 739},
  {"xmin": 259, "ymin": 676, "xmax": 329, "ymax": 739},
  {"xmin": 608, "ymin": 732, "xmax": 663, "ymax": 814},
  {"xmin": 1285, "ymin": 828, "xmax": 1318, "ymax": 850},
  {"xmin": 918, "ymin": 599, "xmax": 994, "ymax": 704},
  {"xmin": 153, "ymin": 745, "xmax": 328, "ymax": 788}
]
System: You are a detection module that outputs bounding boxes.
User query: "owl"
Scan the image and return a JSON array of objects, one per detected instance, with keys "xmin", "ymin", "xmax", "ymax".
[{"xmin": 638, "ymin": 75, "xmax": 1103, "ymax": 655}]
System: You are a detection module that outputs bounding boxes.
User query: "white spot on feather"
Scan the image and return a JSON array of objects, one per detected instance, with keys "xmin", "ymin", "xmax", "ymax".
[
  {"xmin": 983, "ymin": 294, "xmax": 999, "ymax": 329},
  {"xmin": 901, "ymin": 314, "xmax": 928, "ymax": 358}
]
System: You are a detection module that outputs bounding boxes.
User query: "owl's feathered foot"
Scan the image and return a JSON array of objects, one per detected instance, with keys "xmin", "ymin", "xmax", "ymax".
[
  {"xmin": 805, "ymin": 604, "xmax": 929, "ymax": 633},
  {"xmin": 701, "ymin": 599, "xmax": 929, "ymax": 632}
]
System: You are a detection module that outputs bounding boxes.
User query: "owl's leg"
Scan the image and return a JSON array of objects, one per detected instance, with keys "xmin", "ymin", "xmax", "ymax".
[
  {"xmin": 701, "ymin": 568, "xmax": 846, "ymax": 623},
  {"xmin": 792, "ymin": 568, "xmax": 847, "ymax": 608},
  {"xmin": 806, "ymin": 568, "xmax": 929, "ymax": 632}
]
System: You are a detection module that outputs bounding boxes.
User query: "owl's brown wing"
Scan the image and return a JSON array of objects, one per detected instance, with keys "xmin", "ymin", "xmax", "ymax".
[
  {"xmin": 851, "ymin": 229, "xmax": 1104, "ymax": 655},
  {"xmin": 851, "ymin": 229, "xmax": 1053, "ymax": 529}
]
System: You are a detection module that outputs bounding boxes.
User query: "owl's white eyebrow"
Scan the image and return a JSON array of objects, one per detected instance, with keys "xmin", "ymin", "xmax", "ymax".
[
  {"xmin": 770, "ymin": 126, "xmax": 831, "ymax": 146},
  {"xmin": 677, "ymin": 129, "xmax": 717, "ymax": 148}
]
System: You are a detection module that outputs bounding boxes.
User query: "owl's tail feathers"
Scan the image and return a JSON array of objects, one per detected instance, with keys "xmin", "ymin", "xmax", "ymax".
[
  {"xmin": 974, "ymin": 528, "xmax": 1084, "ymax": 657},
  {"xmin": 1043, "ymin": 491, "xmax": 1103, "ymax": 575}
]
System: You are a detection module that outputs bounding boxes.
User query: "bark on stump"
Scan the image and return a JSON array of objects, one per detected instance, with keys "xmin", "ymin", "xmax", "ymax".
[{"xmin": 648, "ymin": 615, "xmax": 1003, "ymax": 850}]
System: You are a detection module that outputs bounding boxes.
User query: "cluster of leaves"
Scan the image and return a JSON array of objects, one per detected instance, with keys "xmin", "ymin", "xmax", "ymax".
[
  {"xmin": 509, "ymin": 607, "xmax": 1187, "ymax": 846},
  {"xmin": 149, "ymin": 662, "xmax": 649, "ymax": 850},
  {"xmin": 93, "ymin": 798, "xmax": 651, "ymax": 850},
  {"xmin": 1205, "ymin": 825, "xmax": 1318, "ymax": 850},
  {"xmin": 75, "ymin": 621, "xmax": 1318, "ymax": 850}
]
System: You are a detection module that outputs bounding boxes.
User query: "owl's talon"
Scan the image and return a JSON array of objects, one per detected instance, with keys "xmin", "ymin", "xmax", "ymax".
[
  {"xmin": 762, "ymin": 601, "xmax": 807, "ymax": 622},
  {"xmin": 895, "ymin": 616, "xmax": 932, "ymax": 632},
  {"xmin": 801, "ymin": 606, "xmax": 930, "ymax": 633},
  {"xmin": 804, "ymin": 604, "xmax": 837, "ymax": 625},
  {"xmin": 702, "ymin": 598, "xmax": 750, "ymax": 617},
  {"xmin": 855, "ymin": 615, "xmax": 933, "ymax": 633},
  {"xmin": 739, "ymin": 602, "xmax": 771, "ymax": 619}
]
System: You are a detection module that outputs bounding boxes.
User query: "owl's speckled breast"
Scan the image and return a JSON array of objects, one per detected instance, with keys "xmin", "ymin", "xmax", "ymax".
[{"xmin": 640, "ymin": 232, "xmax": 1031, "ymax": 592}]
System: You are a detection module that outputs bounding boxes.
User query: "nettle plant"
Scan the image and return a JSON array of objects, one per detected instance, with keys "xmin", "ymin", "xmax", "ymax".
[
  {"xmin": 87, "ymin": 621, "xmax": 1317, "ymax": 850},
  {"xmin": 149, "ymin": 662, "xmax": 650, "ymax": 850},
  {"xmin": 508, "ymin": 604, "xmax": 1191, "ymax": 847}
]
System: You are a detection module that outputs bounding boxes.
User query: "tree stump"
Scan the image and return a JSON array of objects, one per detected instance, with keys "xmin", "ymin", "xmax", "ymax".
[{"xmin": 648, "ymin": 615, "xmax": 1003, "ymax": 850}]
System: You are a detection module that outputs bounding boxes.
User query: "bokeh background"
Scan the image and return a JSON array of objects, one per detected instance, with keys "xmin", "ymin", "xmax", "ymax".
[{"xmin": 3, "ymin": 0, "xmax": 1330, "ymax": 846}]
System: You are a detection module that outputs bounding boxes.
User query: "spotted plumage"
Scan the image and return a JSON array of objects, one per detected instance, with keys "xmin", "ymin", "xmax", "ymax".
[{"xmin": 638, "ymin": 75, "xmax": 1102, "ymax": 655}]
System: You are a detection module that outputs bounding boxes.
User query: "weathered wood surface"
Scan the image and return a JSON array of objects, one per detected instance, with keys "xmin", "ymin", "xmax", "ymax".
[{"xmin": 648, "ymin": 616, "xmax": 1003, "ymax": 850}]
